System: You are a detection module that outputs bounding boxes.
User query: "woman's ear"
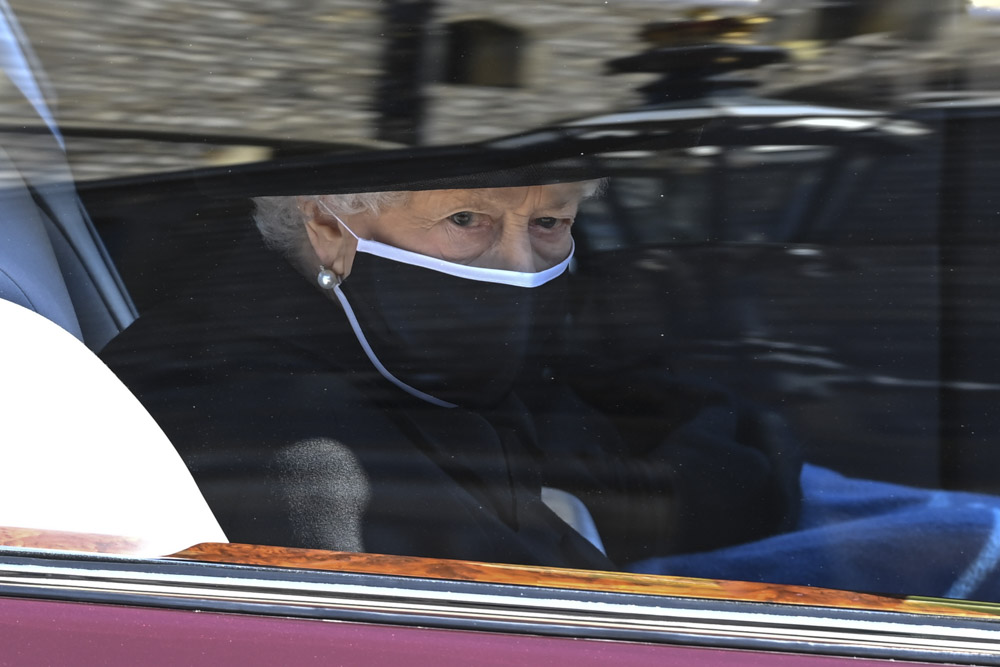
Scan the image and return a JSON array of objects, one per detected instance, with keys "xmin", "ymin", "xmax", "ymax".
[{"xmin": 301, "ymin": 198, "xmax": 356, "ymax": 279}]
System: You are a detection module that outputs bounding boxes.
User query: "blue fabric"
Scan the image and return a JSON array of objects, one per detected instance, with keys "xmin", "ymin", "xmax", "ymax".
[
  {"xmin": 0, "ymin": 148, "xmax": 82, "ymax": 340},
  {"xmin": 631, "ymin": 464, "xmax": 1000, "ymax": 602}
]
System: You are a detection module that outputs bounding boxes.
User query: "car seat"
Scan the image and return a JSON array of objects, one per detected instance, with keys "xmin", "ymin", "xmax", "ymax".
[{"xmin": 0, "ymin": 0, "xmax": 135, "ymax": 350}]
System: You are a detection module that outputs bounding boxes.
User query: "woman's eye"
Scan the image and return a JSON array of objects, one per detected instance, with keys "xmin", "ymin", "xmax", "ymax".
[
  {"xmin": 449, "ymin": 211, "xmax": 475, "ymax": 227},
  {"xmin": 534, "ymin": 217, "xmax": 561, "ymax": 230}
]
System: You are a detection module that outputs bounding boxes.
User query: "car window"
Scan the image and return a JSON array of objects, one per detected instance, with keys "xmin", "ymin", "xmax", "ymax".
[{"xmin": 7, "ymin": 0, "xmax": 1000, "ymax": 662}]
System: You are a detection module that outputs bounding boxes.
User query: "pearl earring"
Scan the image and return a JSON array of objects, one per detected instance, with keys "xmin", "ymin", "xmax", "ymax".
[{"xmin": 317, "ymin": 265, "xmax": 339, "ymax": 290}]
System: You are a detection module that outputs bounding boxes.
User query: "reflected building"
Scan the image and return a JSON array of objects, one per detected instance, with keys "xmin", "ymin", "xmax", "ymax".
[
  {"xmin": 758, "ymin": 0, "xmax": 1000, "ymax": 107},
  {"xmin": 3, "ymin": 0, "xmax": 996, "ymax": 178}
]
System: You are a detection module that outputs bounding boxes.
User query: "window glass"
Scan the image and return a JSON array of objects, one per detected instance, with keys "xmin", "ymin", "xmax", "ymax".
[{"xmin": 8, "ymin": 0, "xmax": 1000, "ymax": 613}]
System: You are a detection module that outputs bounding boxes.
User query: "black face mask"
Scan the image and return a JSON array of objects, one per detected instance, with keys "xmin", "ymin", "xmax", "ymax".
[{"xmin": 328, "ymin": 227, "xmax": 574, "ymax": 409}]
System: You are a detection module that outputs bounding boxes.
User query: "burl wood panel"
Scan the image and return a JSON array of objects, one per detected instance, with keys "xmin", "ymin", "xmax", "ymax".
[
  {"xmin": 2, "ymin": 526, "xmax": 994, "ymax": 619},
  {"xmin": 172, "ymin": 542, "xmax": 1000, "ymax": 619}
]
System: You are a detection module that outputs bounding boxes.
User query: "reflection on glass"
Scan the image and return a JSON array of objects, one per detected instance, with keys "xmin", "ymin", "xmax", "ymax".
[{"xmin": 6, "ymin": 0, "xmax": 1000, "ymax": 607}]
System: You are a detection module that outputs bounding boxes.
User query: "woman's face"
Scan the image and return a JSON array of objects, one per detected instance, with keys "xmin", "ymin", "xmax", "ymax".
[{"xmin": 332, "ymin": 183, "xmax": 584, "ymax": 275}]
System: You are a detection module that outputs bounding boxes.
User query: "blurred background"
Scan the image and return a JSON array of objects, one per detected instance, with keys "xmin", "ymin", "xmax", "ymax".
[{"xmin": 4, "ymin": 0, "xmax": 998, "ymax": 176}]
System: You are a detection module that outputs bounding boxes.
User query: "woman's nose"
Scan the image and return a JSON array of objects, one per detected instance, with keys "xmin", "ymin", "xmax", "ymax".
[{"xmin": 494, "ymin": 230, "xmax": 537, "ymax": 272}]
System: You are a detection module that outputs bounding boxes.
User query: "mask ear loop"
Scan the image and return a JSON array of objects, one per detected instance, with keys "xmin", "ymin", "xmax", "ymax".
[
  {"xmin": 314, "ymin": 199, "xmax": 459, "ymax": 408},
  {"xmin": 316, "ymin": 199, "xmax": 363, "ymax": 241}
]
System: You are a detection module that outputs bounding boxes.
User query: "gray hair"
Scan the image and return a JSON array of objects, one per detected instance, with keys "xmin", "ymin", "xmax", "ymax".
[
  {"xmin": 252, "ymin": 192, "xmax": 409, "ymax": 257},
  {"xmin": 252, "ymin": 179, "xmax": 607, "ymax": 259}
]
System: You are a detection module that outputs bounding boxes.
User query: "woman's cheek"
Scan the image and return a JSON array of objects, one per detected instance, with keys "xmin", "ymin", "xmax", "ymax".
[
  {"xmin": 531, "ymin": 242, "xmax": 572, "ymax": 269},
  {"xmin": 437, "ymin": 228, "xmax": 491, "ymax": 264},
  {"xmin": 533, "ymin": 225, "xmax": 573, "ymax": 251}
]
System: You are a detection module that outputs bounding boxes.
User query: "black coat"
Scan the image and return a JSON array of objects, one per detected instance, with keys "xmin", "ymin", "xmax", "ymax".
[{"xmin": 100, "ymin": 231, "xmax": 801, "ymax": 570}]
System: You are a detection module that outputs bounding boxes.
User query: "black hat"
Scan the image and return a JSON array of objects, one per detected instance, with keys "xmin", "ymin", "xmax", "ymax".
[{"xmin": 172, "ymin": 116, "xmax": 707, "ymax": 199}]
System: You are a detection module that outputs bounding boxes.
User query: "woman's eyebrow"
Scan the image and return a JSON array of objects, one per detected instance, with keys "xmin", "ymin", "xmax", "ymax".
[
  {"xmin": 431, "ymin": 190, "xmax": 581, "ymax": 214},
  {"xmin": 550, "ymin": 198, "xmax": 578, "ymax": 209},
  {"xmin": 537, "ymin": 197, "xmax": 580, "ymax": 213},
  {"xmin": 436, "ymin": 192, "xmax": 497, "ymax": 211}
]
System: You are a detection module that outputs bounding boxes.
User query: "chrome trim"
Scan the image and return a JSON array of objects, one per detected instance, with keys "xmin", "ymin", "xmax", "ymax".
[{"xmin": 2, "ymin": 555, "xmax": 1000, "ymax": 663}]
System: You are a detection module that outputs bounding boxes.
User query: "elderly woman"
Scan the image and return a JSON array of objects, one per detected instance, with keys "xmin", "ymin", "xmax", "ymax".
[{"xmin": 100, "ymin": 180, "xmax": 801, "ymax": 569}]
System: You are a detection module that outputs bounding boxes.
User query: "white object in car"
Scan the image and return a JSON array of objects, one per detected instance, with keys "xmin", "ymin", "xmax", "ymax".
[{"xmin": 0, "ymin": 298, "xmax": 227, "ymax": 556}]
